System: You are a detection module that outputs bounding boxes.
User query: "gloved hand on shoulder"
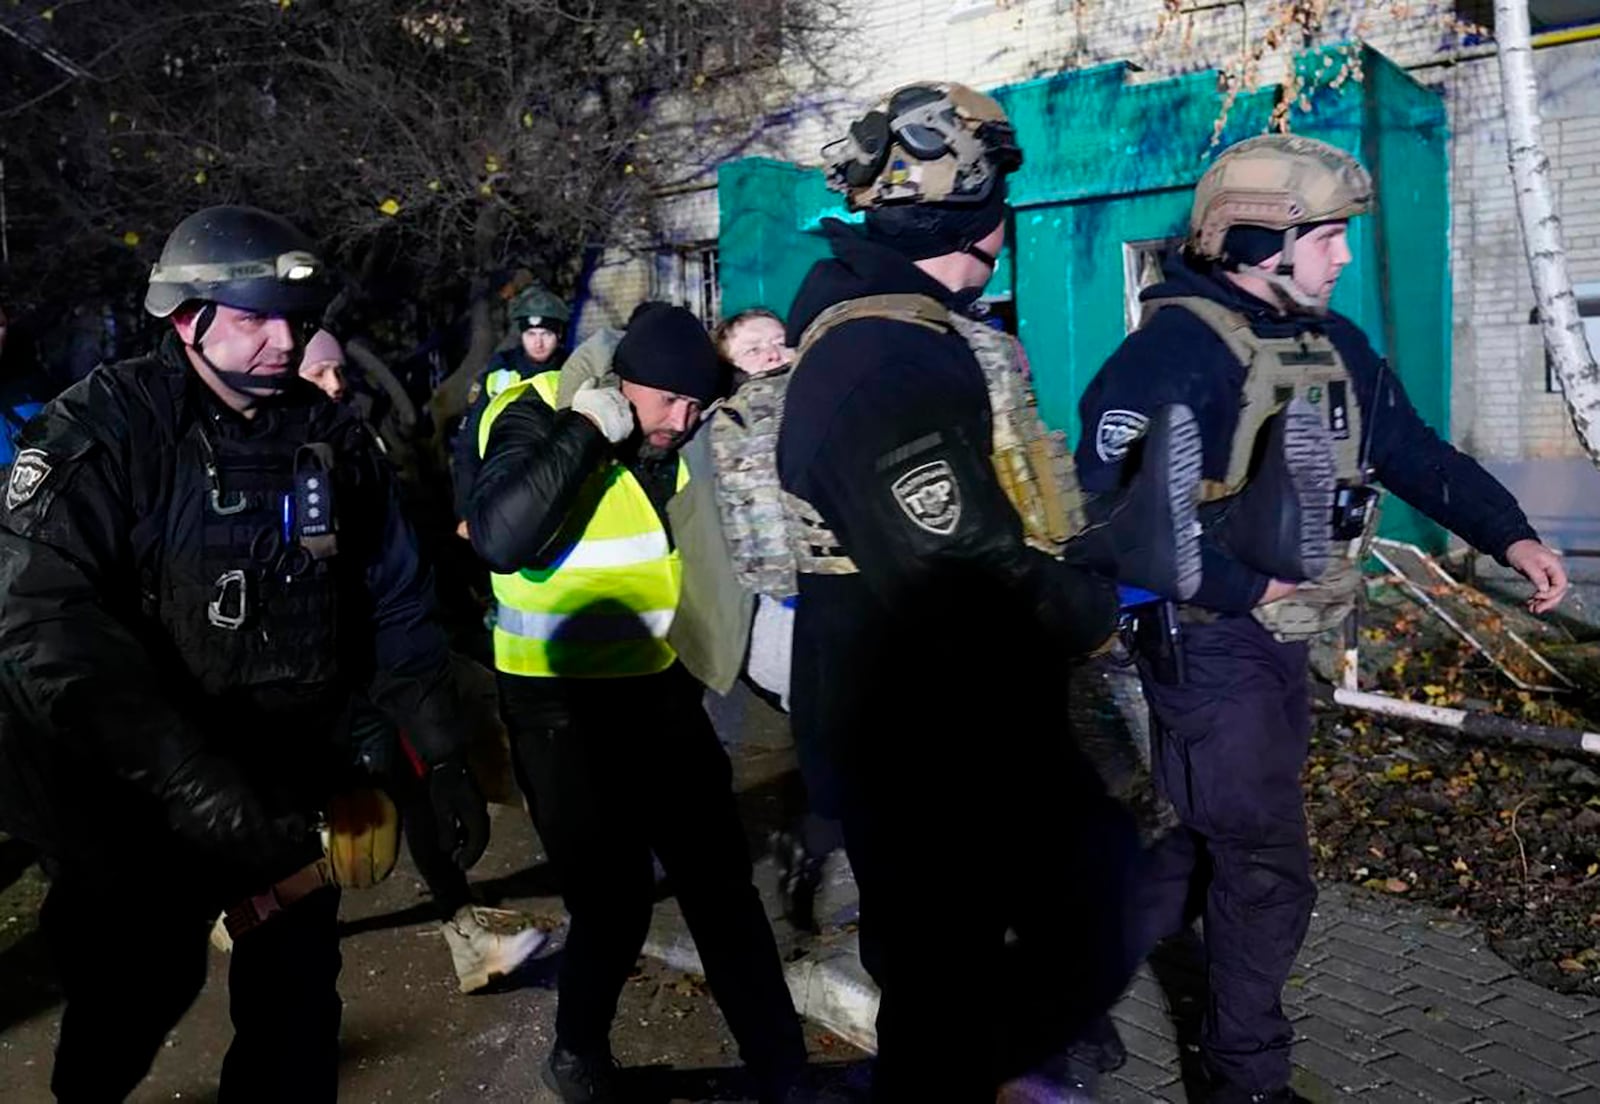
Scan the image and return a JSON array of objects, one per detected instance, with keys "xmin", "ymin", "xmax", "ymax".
[{"xmin": 571, "ymin": 377, "xmax": 635, "ymax": 444}]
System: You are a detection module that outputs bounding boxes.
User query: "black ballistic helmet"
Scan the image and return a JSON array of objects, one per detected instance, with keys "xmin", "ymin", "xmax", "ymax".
[{"xmin": 144, "ymin": 206, "xmax": 335, "ymax": 319}]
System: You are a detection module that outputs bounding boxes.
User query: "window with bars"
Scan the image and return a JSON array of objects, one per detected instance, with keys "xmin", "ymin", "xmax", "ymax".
[
  {"xmin": 658, "ymin": 0, "xmax": 784, "ymax": 79},
  {"xmin": 651, "ymin": 244, "xmax": 721, "ymax": 325}
]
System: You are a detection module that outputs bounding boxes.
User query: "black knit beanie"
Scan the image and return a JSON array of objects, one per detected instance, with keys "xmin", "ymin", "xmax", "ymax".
[
  {"xmin": 613, "ymin": 304, "xmax": 726, "ymax": 404},
  {"xmin": 863, "ymin": 179, "xmax": 1009, "ymax": 261}
]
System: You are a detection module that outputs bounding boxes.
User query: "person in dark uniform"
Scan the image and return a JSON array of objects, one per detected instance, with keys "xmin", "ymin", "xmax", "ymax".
[
  {"xmin": 777, "ymin": 82, "xmax": 1206, "ymax": 1102},
  {"xmin": 0, "ymin": 205, "xmax": 489, "ymax": 1103},
  {"xmin": 452, "ymin": 285, "xmax": 572, "ymax": 522},
  {"xmin": 1077, "ymin": 135, "xmax": 1569, "ymax": 1104}
]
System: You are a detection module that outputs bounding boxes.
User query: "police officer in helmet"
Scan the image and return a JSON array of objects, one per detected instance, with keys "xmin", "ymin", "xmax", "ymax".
[
  {"xmin": 0, "ymin": 205, "xmax": 489, "ymax": 1102},
  {"xmin": 1077, "ymin": 135, "xmax": 1567, "ymax": 1103}
]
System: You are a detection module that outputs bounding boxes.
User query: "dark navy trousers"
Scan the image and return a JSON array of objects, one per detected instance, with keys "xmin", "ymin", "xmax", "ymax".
[{"xmin": 1135, "ymin": 614, "xmax": 1317, "ymax": 1094}]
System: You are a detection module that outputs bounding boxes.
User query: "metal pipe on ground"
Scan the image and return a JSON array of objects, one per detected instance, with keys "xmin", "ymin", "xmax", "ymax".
[{"xmin": 1311, "ymin": 683, "xmax": 1600, "ymax": 756}]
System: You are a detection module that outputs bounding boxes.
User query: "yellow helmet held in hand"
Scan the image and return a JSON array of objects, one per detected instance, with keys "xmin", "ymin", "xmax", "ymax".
[{"xmin": 321, "ymin": 788, "xmax": 401, "ymax": 889}]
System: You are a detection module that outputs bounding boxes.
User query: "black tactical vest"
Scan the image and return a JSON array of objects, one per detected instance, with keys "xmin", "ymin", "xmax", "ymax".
[{"xmin": 152, "ymin": 400, "xmax": 358, "ymax": 699}]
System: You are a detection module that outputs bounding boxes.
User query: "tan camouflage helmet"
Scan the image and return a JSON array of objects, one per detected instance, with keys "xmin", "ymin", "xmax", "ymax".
[
  {"xmin": 822, "ymin": 82, "xmax": 1022, "ymax": 210},
  {"xmin": 1189, "ymin": 134, "xmax": 1373, "ymax": 260}
]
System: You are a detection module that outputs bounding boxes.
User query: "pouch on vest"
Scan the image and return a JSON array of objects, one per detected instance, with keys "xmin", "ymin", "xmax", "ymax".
[{"xmin": 295, "ymin": 443, "xmax": 338, "ymax": 559}]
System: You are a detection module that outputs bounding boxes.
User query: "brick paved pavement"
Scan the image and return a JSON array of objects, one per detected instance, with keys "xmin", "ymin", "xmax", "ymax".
[{"xmin": 1101, "ymin": 882, "xmax": 1600, "ymax": 1103}]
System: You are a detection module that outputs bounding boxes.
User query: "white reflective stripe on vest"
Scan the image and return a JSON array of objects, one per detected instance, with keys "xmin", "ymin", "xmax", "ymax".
[
  {"xmin": 485, "ymin": 368, "xmax": 522, "ymax": 399},
  {"xmin": 543, "ymin": 530, "xmax": 671, "ymax": 571},
  {"xmin": 496, "ymin": 604, "xmax": 676, "ymax": 643}
]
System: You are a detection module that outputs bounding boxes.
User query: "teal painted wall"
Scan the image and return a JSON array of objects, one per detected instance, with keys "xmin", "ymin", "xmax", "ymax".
[{"xmin": 718, "ymin": 42, "xmax": 1450, "ymax": 549}]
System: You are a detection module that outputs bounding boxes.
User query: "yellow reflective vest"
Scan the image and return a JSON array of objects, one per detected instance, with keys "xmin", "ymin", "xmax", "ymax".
[{"xmin": 477, "ymin": 372, "xmax": 687, "ymax": 678}]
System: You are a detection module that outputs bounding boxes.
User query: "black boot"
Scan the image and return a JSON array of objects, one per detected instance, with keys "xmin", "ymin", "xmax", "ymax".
[
  {"xmin": 1200, "ymin": 397, "xmax": 1334, "ymax": 582},
  {"xmin": 769, "ymin": 828, "xmax": 825, "ymax": 933},
  {"xmin": 1073, "ymin": 1013, "xmax": 1127, "ymax": 1073},
  {"xmin": 543, "ymin": 1042, "xmax": 624, "ymax": 1103},
  {"xmin": 1062, "ymin": 404, "xmax": 1203, "ymax": 601}
]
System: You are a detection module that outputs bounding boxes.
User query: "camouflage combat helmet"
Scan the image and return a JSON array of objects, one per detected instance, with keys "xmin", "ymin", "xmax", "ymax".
[
  {"xmin": 823, "ymin": 82, "xmax": 1022, "ymax": 210},
  {"xmin": 145, "ymin": 205, "xmax": 333, "ymax": 319},
  {"xmin": 1189, "ymin": 134, "xmax": 1373, "ymax": 261},
  {"xmin": 509, "ymin": 286, "xmax": 570, "ymax": 332}
]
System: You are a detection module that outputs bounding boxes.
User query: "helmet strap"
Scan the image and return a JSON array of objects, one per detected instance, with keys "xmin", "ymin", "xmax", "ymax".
[
  {"xmin": 962, "ymin": 241, "xmax": 997, "ymax": 269},
  {"xmin": 186, "ymin": 302, "xmax": 298, "ymax": 401},
  {"xmin": 1239, "ymin": 226, "xmax": 1329, "ymax": 315},
  {"xmin": 1275, "ymin": 226, "xmax": 1299, "ymax": 278},
  {"xmin": 192, "ymin": 302, "xmax": 218, "ymax": 345}
]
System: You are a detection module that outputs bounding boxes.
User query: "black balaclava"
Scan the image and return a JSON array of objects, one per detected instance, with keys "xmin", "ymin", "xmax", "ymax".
[{"xmin": 863, "ymin": 178, "xmax": 1009, "ymax": 268}]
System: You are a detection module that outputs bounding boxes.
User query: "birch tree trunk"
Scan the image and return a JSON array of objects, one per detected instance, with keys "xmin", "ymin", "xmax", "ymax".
[{"xmin": 1496, "ymin": 0, "xmax": 1600, "ymax": 463}]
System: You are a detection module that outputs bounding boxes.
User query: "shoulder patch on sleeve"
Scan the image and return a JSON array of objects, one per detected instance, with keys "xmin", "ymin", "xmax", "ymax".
[
  {"xmin": 1094, "ymin": 409, "xmax": 1149, "ymax": 464},
  {"xmin": 891, "ymin": 460, "xmax": 961, "ymax": 535},
  {"xmin": 6, "ymin": 449, "xmax": 53, "ymax": 511}
]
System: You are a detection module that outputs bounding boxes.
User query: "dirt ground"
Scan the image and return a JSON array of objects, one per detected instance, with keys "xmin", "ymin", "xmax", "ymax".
[{"xmin": 1303, "ymin": 577, "xmax": 1600, "ymax": 997}]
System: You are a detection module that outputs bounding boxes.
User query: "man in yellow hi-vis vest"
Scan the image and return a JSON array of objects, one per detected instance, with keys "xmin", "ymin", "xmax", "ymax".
[{"xmin": 465, "ymin": 304, "xmax": 805, "ymax": 1104}]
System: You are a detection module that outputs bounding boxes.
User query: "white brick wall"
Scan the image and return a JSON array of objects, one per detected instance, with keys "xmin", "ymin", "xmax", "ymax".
[{"xmin": 1431, "ymin": 38, "xmax": 1600, "ymax": 462}]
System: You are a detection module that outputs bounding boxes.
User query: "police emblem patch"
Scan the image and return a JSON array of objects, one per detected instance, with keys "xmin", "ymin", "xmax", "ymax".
[
  {"xmin": 466, "ymin": 381, "xmax": 483, "ymax": 405},
  {"xmin": 5, "ymin": 448, "xmax": 51, "ymax": 511},
  {"xmin": 1095, "ymin": 409, "xmax": 1149, "ymax": 464},
  {"xmin": 891, "ymin": 460, "xmax": 961, "ymax": 535}
]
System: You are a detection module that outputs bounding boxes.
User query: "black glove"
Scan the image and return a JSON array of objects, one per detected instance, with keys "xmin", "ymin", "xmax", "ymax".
[
  {"xmin": 161, "ymin": 751, "xmax": 315, "ymax": 882},
  {"xmin": 428, "ymin": 759, "xmax": 489, "ymax": 870}
]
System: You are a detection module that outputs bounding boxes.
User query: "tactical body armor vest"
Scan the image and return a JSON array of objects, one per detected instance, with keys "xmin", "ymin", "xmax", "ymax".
[
  {"xmin": 709, "ymin": 293, "xmax": 1087, "ymax": 599},
  {"xmin": 154, "ymin": 404, "xmax": 351, "ymax": 697},
  {"xmin": 1143, "ymin": 296, "xmax": 1380, "ymax": 642}
]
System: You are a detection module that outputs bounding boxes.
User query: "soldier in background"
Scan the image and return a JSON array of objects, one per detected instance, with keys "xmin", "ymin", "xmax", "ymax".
[{"xmin": 453, "ymin": 285, "xmax": 572, "ymax": 524}]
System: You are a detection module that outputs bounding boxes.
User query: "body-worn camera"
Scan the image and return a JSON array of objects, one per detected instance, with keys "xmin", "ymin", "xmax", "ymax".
[{"xmin": 1331, "ymin": 483, "xmax": 1379, "ymax": 542}]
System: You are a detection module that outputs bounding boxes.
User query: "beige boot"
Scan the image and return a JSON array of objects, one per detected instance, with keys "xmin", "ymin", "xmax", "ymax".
[{"xmin": 440, "ymin": 905, "xmax": 550, "ymax": 993}]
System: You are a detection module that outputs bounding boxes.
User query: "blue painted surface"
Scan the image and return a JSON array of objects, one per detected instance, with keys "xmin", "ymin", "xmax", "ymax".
[{"xmin": 0, "ymin": 401, "xmax": 43, "ymax": 467}]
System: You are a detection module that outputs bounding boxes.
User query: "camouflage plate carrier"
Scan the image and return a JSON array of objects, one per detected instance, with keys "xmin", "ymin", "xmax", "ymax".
[
  {"xmin": 1145, "ymin": 296, "xmax": 1380, "ymax": 642},
  {"xmin": 709, "ymin": 293, "xmax": 1088, "ymax": 599}
]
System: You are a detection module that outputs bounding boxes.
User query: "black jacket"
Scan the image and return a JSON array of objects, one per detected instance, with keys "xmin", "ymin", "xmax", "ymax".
[
  {"xmin": 777, "ymin": 223, "xmax": 1119, "ymax": 765},
  {"xmin": 0, "ymin": 335, "xmax": 461, "ymax": 871},
  {"xmin": 1076, "ymin": 260, "xmax": 1539, "ymax": 613}
]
